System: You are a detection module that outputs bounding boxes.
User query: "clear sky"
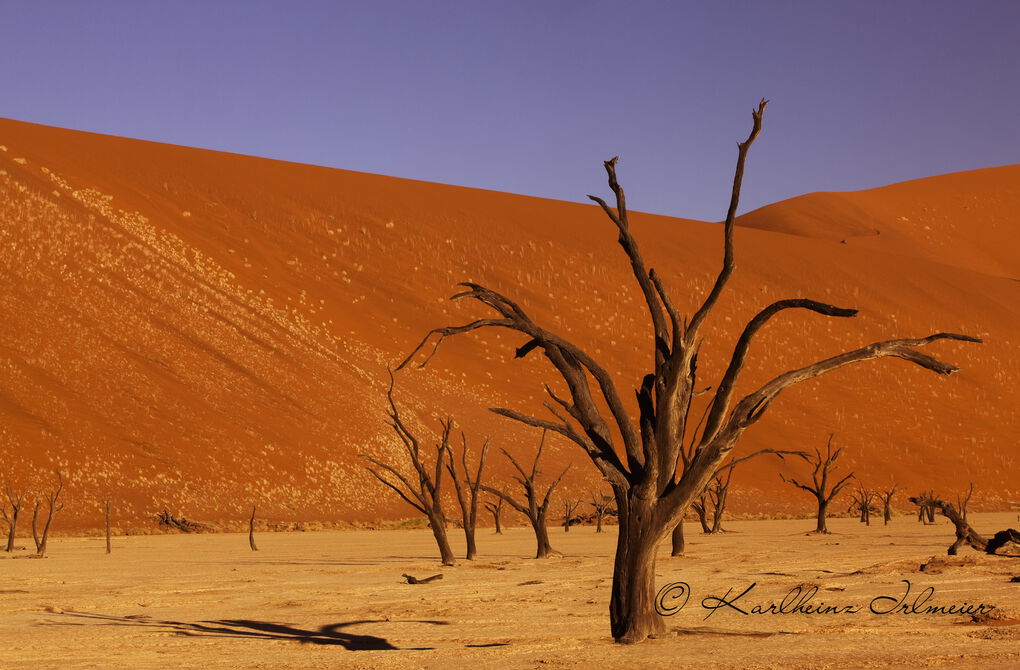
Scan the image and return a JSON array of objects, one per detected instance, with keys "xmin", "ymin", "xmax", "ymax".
[{"xmin": 3, "ymin": 1, "xmax": 1018, "ymax": 221}]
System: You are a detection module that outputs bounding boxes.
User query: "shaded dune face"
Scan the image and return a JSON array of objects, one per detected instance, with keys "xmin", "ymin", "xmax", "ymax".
[{"xmin": 0, "ymin": 117, "xmax": 1016, "ymax": 530}]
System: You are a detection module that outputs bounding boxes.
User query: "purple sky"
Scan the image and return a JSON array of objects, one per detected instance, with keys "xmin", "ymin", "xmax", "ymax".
[{"xmin": 3, "ymin": 1, "xmax": 1018, "ymax": 221}]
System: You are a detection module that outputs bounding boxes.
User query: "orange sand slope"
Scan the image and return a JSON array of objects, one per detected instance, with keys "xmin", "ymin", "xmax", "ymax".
[{"xmin": 0, "ymin": 117, "xmax": 1017, "ymax": 530}]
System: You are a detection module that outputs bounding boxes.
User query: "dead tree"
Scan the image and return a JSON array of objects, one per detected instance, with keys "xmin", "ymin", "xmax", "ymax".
[
  {"xmin": 397, "ymin": 100, "xmax": 980, "ymax": 643},
  {"xmin": 706, "ymin": 448, "xmax": 802, "ymax": 534},
  {"xmin": 155, "ymin": 508, "xmax": 209, "ymax": 533},
  {"xmin": 956, "ymin": 482, "xmax": 974, "ymax": 522},
  {"xmin": 484, "ymin": 496, "xmax": 504, "ymax": 534},
  {"xmin": 911, "ymin": 494, "xmax": 987, "ymax": 555},
  {"xmin": 848, "ymin": 486, "xmax": 877, "ymax": 525},
  {"xmin": 33, "ymin": 471, "xmax": 64, "ymax": 557},
  {"xmin": 780, "ymin": 435, "xmax": 855, "ymax": 534},
  {"xmin": 915, "ymin": 490, "xmax": 937, "ymax": 524},
  {"xmin": 248, "ymin": 505, "xmax": 259, "ymax": 552},
  {"xmin": 2, "ymin": 483, "xmax": 27, "ymax": 552},
  {"xmin": 359, "ymin": 373, "xmax": 456, "ymax": 566},
  {"xmin": 590, "ymin": 490, "xmax": 615, "ymax": 533},
  {"xmin": 562, "ymin": 497, "xmax": 583, "ymax": 532},
  {"xmin": 691, "ymin": 495, "xmax": 712, "ymax": 533},
  {"xmin": 445, "ymin": 432, "xmax": 490, "ymax": 559},
  {"xmin": 480, "ymin": 429, "xmax": 569, "ymax": 558},
  {"xmin": 880, "ymin": 486, "xmax": 898, "ymax": 525},
  {"xmin": 104, "ymin": 500, "xmax": 112, "ymax": 554}
]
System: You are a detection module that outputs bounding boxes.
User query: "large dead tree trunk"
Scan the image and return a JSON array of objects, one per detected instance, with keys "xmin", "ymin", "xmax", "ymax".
[
  {"xmin": 34, "ymin": 472, "xmax": 64, "ymax": 558},
  {"xmin": 911, "ymin": 493, "xmax": 988, "ymax": 555},
  {"xmin": 446, "ymin": 432, "xmax": 490, "ymax": 559},
  {"xmin": 484, "ymin": 497, "xmax": 504, "ymax": 534},
  {"xmin": 397, "ymin": 100, "xmax": 980, "ymax": 643},
  {"xmin": 359, "ymin": 372, "xmax": 456, "ymax": 566},
  {"xmin": 480, "ymin": 429, "xmax": 569, "ymax": 558},
  {"xmin": 2, "ymin": 484, "xmax": 27, "ymax": 552},
  {"xmin": 780, "ymin": 435, "xmax": 855, "ymax": 534},
  {"xmin": 670, "ymin": 518, "xmax": 685, "ymax": 556}
]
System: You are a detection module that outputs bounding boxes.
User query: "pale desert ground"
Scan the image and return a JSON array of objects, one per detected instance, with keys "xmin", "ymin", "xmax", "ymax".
[{"xmin": 2, "ymin": 513, "xmax": 1018, "ymax": 669}]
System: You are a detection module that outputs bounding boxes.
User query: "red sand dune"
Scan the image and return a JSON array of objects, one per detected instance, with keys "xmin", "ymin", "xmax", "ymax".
[{"xmin": 0, "ymin": 117, "xmax": 1017, "ymax": 531}]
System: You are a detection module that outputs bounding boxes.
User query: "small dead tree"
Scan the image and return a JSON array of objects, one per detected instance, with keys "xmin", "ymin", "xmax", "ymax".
[
  {"xmin": 480, "ymin": 429, "xmax": 569, "ymax": 558},
  {"xmin": 911, "ymin": 493, "xmax": 987, "ymax": 555},
  {"xmin": 484, "ymin": 496, "xmax": 504, "ymax": 534},
  {"xmin": 248, "ymin": 505, "xmax": 259, "ymax": 552},
  {"xmin": 359, "ymin": 373, "xmax": 456, "ymax": 566},
  {"xmin": 397, "ymin": 100, "xmax": 980, "ymax": 642},
  {"xmin": 880, "ymin": 485, "xmax": 898, "ymax": 525},
  {"xmin": 956, "ymin": 482, "xmax": 974, "ymax": 522},
  {"xmin": 33, "ymin": 471, "xmax": 64, "ymax": 557},
  {"xmin": 590, "ymin": 490, "xmax": 615, "ymax": 533},
  {"xmin": 2, "ymin": 483, "xmax": 27, "ymax": 552},
  {"xmin": 780, "ymin": 434, "xmax": 854, "ymax": 534},
  {"xmin": 706, "ymin": 448, "xmax": 802, "ymax": 534},
  {"xmin": 104, "ymin": 500, "xmax": 112, "ymax": 554},
  {"xmin": 848, "ymin": 487, "xmax": 877, "ymax": 525},
  {"xmin": 562, "ymin": 497, "xmax": 583, "ymax": 532},
  {"xmin": 915, "ymin": 490, "xmax": 938, "ymax": 524},
  {"xmin": 445, "ymin": 432, "xmax": 490, "ymax": 559}
]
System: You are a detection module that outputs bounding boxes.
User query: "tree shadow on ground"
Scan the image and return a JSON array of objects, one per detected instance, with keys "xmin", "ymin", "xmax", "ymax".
[{"xmin": 44, "ymin": 611, "xmax": 447, "ymax": 650}]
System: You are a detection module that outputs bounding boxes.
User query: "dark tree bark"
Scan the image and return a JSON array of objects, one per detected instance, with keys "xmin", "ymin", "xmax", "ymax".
[
  {"xmin": 692, "ymin": 497, "xmax": 712, "ymax": 533},
  {"xmin": 2, "ymin": 483, "xmax": 27, "ymax": 552},
  {"xmin": 480, "ymin": 429, "xmax": 569, "ymax": 558},
  {"xmin": 670, "ymin": 518, "xmax": 685, "ymax": 556},
  {"xmin": 105, "ymin": 500, "xmax": 112, "ymax": 554},
  {"xmin": 780, "ymin": 435, "xmax": 855, "ymax": 534},
  {"xmin": 848, "ymin": 487, "xmax": 877, "ymax": 526},
  {"xmin": 562, "ymin": 498, "xmax": 583, "ymax": 532},
  {"xmin": 590, "ymin": 490, "xmax": 615, "ymax": 533},
  {"xmin": 446, "ymin": 432, "xmax": 490, "ymax": 559},
  {"xmin": 33, "ymin": 472, "xmax": 64, "ymax": 557},
  {"xmin": 956, "ymin": 482, "xmax": 974, "ymax": 522},
  {"xmin": 910, "ymin": 493, "xmax": 987, "ymax": 555},
  {"xmin": 359, "ymin": 372, "xmax": 456, "ymax": 566},
  {"xmin": 880, "ymin": 486, "xmax": 898, "ymax": 525},
  {"xmin": 248, "ymin": 505, "xmax": 259, "ymax": 552},
  {"xmin": 484, "ymin": 496, "xmax": 504, "ymax": 534},
  {"xmin": 396, "ymin": 100, "xmax": 980, "ymax": 643}
]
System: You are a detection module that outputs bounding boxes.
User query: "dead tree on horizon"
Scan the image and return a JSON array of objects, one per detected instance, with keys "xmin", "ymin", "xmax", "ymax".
[
  {"xmin": 780, "ymin": 435, "xmax": 855, "ymax": 534},
  {"xmin": 397, "ymin": 100, "xmax": 980, "ymax": 643},
  {"xmin": 359, "ymin": 373, "xmax": 456, "ymax": 566},
  {"xmin": 880, "ymin": 485, "xmax": 898, "ymax": 525},
  {"xmin": 484, "ymin": 496, "xmax": 504, "ymax": 534},
  {"xmin": 32, "ymin": 471, "xmax": 64, "ymax": 558},
  {"xmin": 956, "ymin": 482, "xmax": 974, "ymax": 522},
  {"xmin": 848, "ymin": 486, "xmax": 877, "ymax": 525},
  {"xmin": 248, "ymin": 505, "xmax": 259, "ymax": 552},
  {"xmin": 590, "ymin": 490, "xmax": 615, "ymax": 533},
  {"xmin": 562, "ymin": 497, "xmax": 583, "ymax": 532},
  {"xmin": 2, "ymin": 483, "xmax": 28, "ymax": 552},
  {"xmin": 909, "ymin": 492, "xmax": 994, "ymax": 555},
  {"xmin": 707, "ymin": 448, "xmax": 803, "ymax": 534},
  {"xmin": 480, "ymin": 430, "xmax": 569, "ymax": 558},
  {"xmin": 445, "ymin": 432, "xmax": 490, "ymax": 559},
  {"xmin": 915, "ymin": 490, "xmax": 937, "ymax": 524},
  {"xmin": 104, "ymin": 500, "xmax": 112, "ymax": 554}
]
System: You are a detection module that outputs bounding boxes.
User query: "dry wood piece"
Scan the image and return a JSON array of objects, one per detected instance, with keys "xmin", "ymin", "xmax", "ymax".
[
  {"xmin": 780, "ymin": 435, "xmax": 854, "ymax": 534},
  {"xmin": 359, "ymin": 371, "xmax": 456, "ymax": 566},
  {"xmin": 446, "ymin": 432, "xmax": 490, "ymax": 559},
  {"xmin": 154, "ymin": 508, "xmax": 209, "ymax": 533},
  {"xmin": 397, "ymin": 99, "xmax": 980, "ymax": 643},
  {"xmin": 402, "ymin": 573, "xmax": 443, "ymax": 584},
  {"xmin": 480, "ymin": 429, "xmax": 568, "ymax": 558}
]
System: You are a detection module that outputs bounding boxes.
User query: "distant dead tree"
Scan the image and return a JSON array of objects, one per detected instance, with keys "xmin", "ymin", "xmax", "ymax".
[
  {"xmin": 359, "ymin": 373, "xmax": 456, "ymax": 566},
  {"xmin": 848, "ymin": 486, "xmax": 877, "ymax": 525},
  {"xmin": 480, "ymin": 429, "xmax": 569, "ymax": 558},
  {"xmin": 154, "ymin": 508, "xmax": 209, "ymax": 533},
  {"xmin": 910, "ymin": 492, "xmax": 994, "ymax": 555},
  {"xmin": 484, "ymin": 496, "xmax": 504, "ymax": 534},
  {"xmin": 590, "ymin": 490, "xmax": 615, "ymax": 533},
  {"xmin": 2, "ymin": 483, "xmax": 27, "ymax": 552},
  {"xmin": 445, "ymin": 432, "xmax": 490, "ymax": 559},
  {"xmin": 707, "ymin": 449, "xmax": 803, "ymax": 534},
  {"xmin": 956, "ymin": 482, "xmax": 974, "ymax": 522},
  {"xmin": 780, "ymin": 434, "xmax": 855, "ymax": 534},
  {"xmin": 248, "ymin": 505, "xmax": 259, "ymax": 552},
  {"xmin": 562, "ymin": 497, "xmax": 583, "ymax": 532},
  {"xmin": 397, "ymin": 100, "xmax": 980, "ymax": 642},
  {"xmin": 32, "ymin": 471, "xmax": 64, "ymax": 557},
  {"xmin": 104, "ymin": 500, "xmax": 112, "ymax": 554},
  {"xmin": 880, "ymin": 485, "xmax": 898, "ymax": 525},
  {"xmin": 914, "ymin": 490, "xmax": 937, "ymax": 524}
]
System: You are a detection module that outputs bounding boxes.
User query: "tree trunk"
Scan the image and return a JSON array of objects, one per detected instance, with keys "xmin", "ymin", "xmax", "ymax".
[
  {"xmin": 671, "ymin": 520, "xmax": 685, "ymax": 557},
  {"xmin": 596, "ymin": 511, "xmax": 604, "ymax": 533},
  {"xmin": 694, "ymin": 502, "xmax": 711, "ymax": 533},
  {"xmin": 464, "ymin": 524, "xmax": 477, "ymax": 560},
  {"xmin": 428, "ymin": 511, "xmax": 456, "ymax": 566},
  {"xmin": 815, "ymin": 498, "xmax": 829, "ymax": 534},
  {"xmin": 531, "ymin": 513, "xmax": 555, "ymax": 558},
  {"xmin": 105, "ymin": 501, "xmax": 111, "ymax": 554},
  {"xmin": 610, "ymin": 497, "xmax": 666, "ymax": 644},
  {"xmin": 884, "ymin": 502, "xmax": 892, "ymax": 525},
  {"xmin": 491, "ymin": 506, "xmax": 502, "ymax": 534},
  {"xmin": 32, "ymin": 502, "xmax": 41, "ymax": 552},
  {"xmin": 248, "ymin": 505, "xmax": 258, "ymax": 552},
  {"xmin": 4, "ymin": 507, "xmax": 17, "ymax": 552}
]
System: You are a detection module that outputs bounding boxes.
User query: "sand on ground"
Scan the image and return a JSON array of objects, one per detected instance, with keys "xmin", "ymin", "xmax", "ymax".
[{"xmin": 2, "ymin": 512, "xmax": 1018, "ymax": 669}]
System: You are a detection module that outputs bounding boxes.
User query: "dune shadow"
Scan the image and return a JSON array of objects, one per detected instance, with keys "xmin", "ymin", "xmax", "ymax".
[{"xmin": 44, "ymin": 611, "xmax": 447, "ymax": 650}]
